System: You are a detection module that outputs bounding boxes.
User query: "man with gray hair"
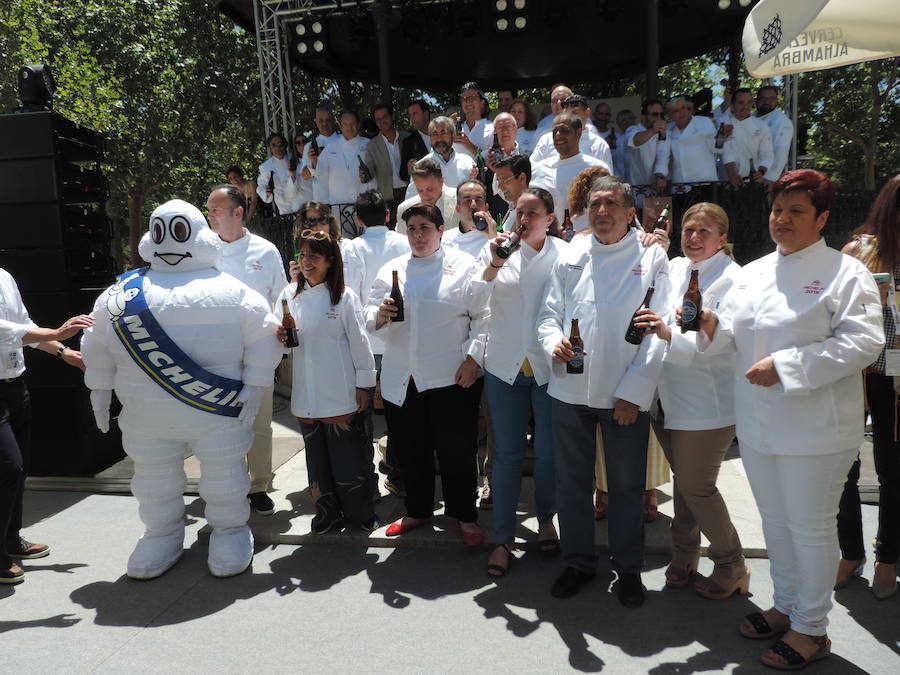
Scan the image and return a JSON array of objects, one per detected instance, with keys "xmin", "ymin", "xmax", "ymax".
[
  {"xmin": 537, "ymin": 175, "xmax": 670, "ymax": 608},
  {"xmin": 402, "ymin": 116, "xmax": 475, "ymax": 200},
  {"xmin": 652, "ymin": 95, "xmax": 720, "ymax": 192},
  {"xmin": 300, "ymin": 105, "xmax": 338, "ymax": 203}
]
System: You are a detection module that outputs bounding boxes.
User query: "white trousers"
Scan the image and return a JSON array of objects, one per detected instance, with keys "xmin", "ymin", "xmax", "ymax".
[{"xmin": 740, "ymin": 443, "xmax": 856, "ymax": 636}]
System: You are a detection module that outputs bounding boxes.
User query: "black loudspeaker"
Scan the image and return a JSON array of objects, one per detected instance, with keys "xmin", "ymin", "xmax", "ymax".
[
  {"xmin": 0, "ymin": 158, "xmax": 108, "ymax": 204},
  {"xmin": 0, "ymin": 111, "xmax": 104, "ymax": 162},
  {"xmin": 26, "ymin": 386, "xmax": 124, "ymax": 476},
  {"xmin": 0, "ymin": 247, "xmax": 114, "ymax": 292},
  {"xmin": 0, "ymin": 203, "xmax": 110, "ymax": 249}
]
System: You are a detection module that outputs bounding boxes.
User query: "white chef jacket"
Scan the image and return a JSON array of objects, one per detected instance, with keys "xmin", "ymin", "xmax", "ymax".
[
  {"xmin": 279, "ymin": 283, "xmax": 375, "ymax": 419},
  {"xmin": 396, "ymin": 185, "xmax": 460, "ymax": 234},
  {"xmin": 625, "ymin": 123, "xmax": 659, "ymax": 186},
  {"xmin": 673, "ymin": 239, "xmax": 884, "ymax": 455},
  {"xmin": 343, "ymin": 226, "xmax": 411, "ymax": 355},
  {"xmin": 516, "ymin": 128, "xmax": 538, "ymax": 156},
  {"xmin": 480, "ymin": 236, "xmax": 569, "ymax": 386},
  {"xmin": 442, "ymin": 226, "xmax": 493, "ymax": 260},
  {"xmin": 365, "ymin": 246, "xmax": 491, "ymax": 406},
  {"xmin": 659, "ymin": 251, "xmax": 742, "ymax": 431},
  {"xmin": 216, "ymin": 230, "xmax": 287, "ymax": 308},
  {"xmin": 300, "ymin": 132, "xmax": 337, "ymax": 203},
  {"xmin": 462, "ymin": 118, "xmax": 494, "ymax": 153},
  {"xmin": 529, "ymin": 153, "xmax": 609, "ymax": 223},
  {"xmin": 530, "ymin": 127, "xmax": 613, "ymax": 169},
  {"xmin": 311, "ymin": 135, "xmax": 376, "ymax": 205},
  {"xmin": 754, "ymin": 108, "xmax": 794, "ymax": 181},
  {"xmin": 256, "ymin": 155, "xmax": 298, "ymax": 215},
  {"xmin": 403, "ymin": 149, "xmax": 474, "ymax": 200},
  {"xmin": 0, "ymin": 268, "xmax": 37, "ymax": 378},
  {"xmin": 722, "ymin": 116, "xmax": 775, "ymax": 178},
  {"xmin": 654, "ymin": 115, "xmax": 721, "ymax": 183},
  {"xmin": 537, "ymin": 229, "xmax": 671, "ymax": 411}
]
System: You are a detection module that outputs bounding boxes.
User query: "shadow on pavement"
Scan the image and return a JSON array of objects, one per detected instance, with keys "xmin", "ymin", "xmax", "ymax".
[
  {"xmin": 0, "ymin": 613, "xmax": 81, "ymax": 634},
  {"xmin": 835, "ymin": 582, "xmax": 900, "ymax": 657}
]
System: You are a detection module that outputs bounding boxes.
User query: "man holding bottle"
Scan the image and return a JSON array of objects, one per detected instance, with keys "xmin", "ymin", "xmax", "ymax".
[
  {"xmin": 207, "ymin": 184, "xmax": 288, "ymax": 516},
  {"xmin": 300, "ymin": 106, "xmax": 338, "ymax": 204},
  {"xmin": 537, "ymin": 175, "xmax": 670, "ymax": 608}
]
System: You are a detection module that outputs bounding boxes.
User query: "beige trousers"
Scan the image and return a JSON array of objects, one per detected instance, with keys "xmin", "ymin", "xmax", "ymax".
[
  {"xmin": 248, "ymin": 384, "xmax": 275, "ymax": 494},
  {"xmin": 652, "ymin": 417, "xmax": 745, "ymax": 573}
]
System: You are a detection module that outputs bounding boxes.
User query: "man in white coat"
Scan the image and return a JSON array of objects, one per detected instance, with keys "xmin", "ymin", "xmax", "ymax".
[
  {"xmin": 530, "ymin": 95, "xmax": 612, "ymax": 168},
  {"xmin": 653, "ymin": 96, "xmax": 721, "ymax": 192},
  {"xmin": 753, "ymin": 85, "xmax": 794, "ymax": 185},
  {"xmin": 722, "ymin": 88, "xmax": 775, "ymax": 187},
  {"xmin": 538, "ymin": 176, "xmax": 670, "ymax": 608},
  {"xmin": 403, "ymin": 117, "xmax": 475, "ymax": 201},
  {"xmin": 256, "ymin": 133, "xmax": 298, "ymax": 216},
  {"xmin": 625, "ymin": 100, "xmax": 667, "ymax": 187},
  {"xmin": 207, "ymin": 185, "xmax": 288, "ymax": 517},
  {"xmin": 300, "ymin": 106, "xmax": 338, "ymax": 204},
  {"xmin": 82, "ymin": 200, "xmax": 282, "ymax": 580},
  {"xmin": 443, "ymin": 181, "xmax": 495, "ymax": 259},
  {"xmin": 396, "ymin": 158, "xmax": 461, "ymax": 234}
]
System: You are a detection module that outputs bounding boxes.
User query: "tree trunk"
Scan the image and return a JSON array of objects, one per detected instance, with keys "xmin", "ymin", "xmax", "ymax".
[{"xmin": 128, "ymin": 187, "xmax": 144, "ymax": 267}]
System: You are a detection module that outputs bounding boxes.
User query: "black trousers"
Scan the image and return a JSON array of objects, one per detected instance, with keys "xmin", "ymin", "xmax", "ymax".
[
  {"xmin": 384, "ymin": 378, "xmax": 482, "ymax": 523},
  {"xmin": 837, "ymin": 372, "xmax": 900, "ymax": 564},
  {"xmin": 0, "ymin": 379, "xmax": 31, "ymax": 565}
]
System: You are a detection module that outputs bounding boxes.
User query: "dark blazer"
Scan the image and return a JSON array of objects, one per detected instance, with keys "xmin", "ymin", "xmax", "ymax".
[{"xmin": 399, "ymin": 130, "xmax": 429, "ymax": 183}]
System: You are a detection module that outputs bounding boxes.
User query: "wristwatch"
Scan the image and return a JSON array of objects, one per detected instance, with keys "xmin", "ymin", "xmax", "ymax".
[{"xmin": 56, "ymin": 345, "xmax": 68, "ymax": 359}]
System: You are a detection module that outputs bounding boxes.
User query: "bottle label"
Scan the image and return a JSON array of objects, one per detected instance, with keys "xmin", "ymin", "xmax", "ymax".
[
  {"xmin": 682, "ymin": 300, "xmax": 699, "ymax": 324},
  {"xmin": 569, "ymin": 347, "xmax": 584, "ymax": 369}
]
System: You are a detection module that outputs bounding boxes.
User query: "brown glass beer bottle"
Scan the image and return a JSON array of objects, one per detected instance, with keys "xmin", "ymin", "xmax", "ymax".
[
  {"xmin": 681, "ymin": 269, "xmax": 702, "ymax": 333},
  {"xmin": 624, "ymin": 286, "xmax": 655, "ymax": 345},
  {"xmin": 390, "ymin": 270, "xmax": 405, "ymax": 322},
  {"xmin": 567, "ymin": 319, "xmax": 584, "ymax": 374},
  {"xmin": 281, "ymin": 299, "xmax": 299, "ymax": 348}
]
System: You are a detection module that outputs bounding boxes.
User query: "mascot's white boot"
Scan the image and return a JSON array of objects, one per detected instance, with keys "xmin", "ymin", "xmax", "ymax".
[{"xmin": 81, "ymin": 199, "xmax": 282, "ymax": 580}]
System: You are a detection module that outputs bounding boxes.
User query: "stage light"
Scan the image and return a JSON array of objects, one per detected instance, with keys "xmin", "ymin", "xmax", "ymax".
[
  {"xmin": 17, "ymin": 64, "xmax": 55, "ymax": 111},
  {"xmin": 718, "ymin": 0, "xmax": 731, "ymax": 9},
  {"xmin": 291, "ymin": 18, "xmax": 328, "ymax": 59},
  {"xmin": 739, "ymin": 0, "xmax": 751, "ymax": 6},
  {"xmin": 494, "ymin": 0, "xmax": 528, "ymax": 34}
]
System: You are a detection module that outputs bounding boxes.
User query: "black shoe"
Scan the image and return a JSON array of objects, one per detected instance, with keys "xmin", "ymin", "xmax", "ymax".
[
  {"xmin": 551, "ymin": 566, "xmax": 595, "ymax": 599},
  {"xmin": 360, "ymin": 517, "xmax": 380, "ymax": 532},
  {"xmin": 615, "ymin": 572, "xmax": 646, "ymax": 608},
  {"xmin": 248, "ymin": 492, "xmax": 275, "ymax": 516},
  {"xmin": 310, "ymin": 497, "xmax": 344, "ymax": 535},
  {"xmin": 383, "ymin": 477, "xmax": 406, "ymax": 497}
]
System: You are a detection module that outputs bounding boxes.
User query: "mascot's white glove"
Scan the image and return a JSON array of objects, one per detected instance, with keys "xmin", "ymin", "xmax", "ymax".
[
  {"xmin": 236, "ymin": 385, "xmax": 264, "ymax": 427},
  {"xmin": 90, "ymin": 389, "xmax": 112, "ymax": 433}
]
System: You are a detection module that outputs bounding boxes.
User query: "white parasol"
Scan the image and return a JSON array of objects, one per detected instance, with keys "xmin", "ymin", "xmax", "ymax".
[{"xmin": 742, "ymin": 0, "xmax": 900, "ymax": 77}]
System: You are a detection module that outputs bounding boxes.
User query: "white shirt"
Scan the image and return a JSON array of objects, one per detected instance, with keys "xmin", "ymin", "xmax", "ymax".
[
  {"xmin": 529, "ymin": 153, "xmax": 609, "ymax": 222},
  {"xmin": 463, "ymin": 118, "xmax": 494, "ymax": 153},
  {"xmin": 654, "ymin": 115, "xmax": 720, "ymax": 183},
  {"xmin": 625, "ymin": 123, "xmax": 660, "ymax": 186},
  {"xmin": 312, "ymin": 135, "xmax": 376, "ymax": 205},
  {"xmin": 537, "ymin": 230, "xmax": 671, "ymax": 410},
  {"xmin": 300, "ymin": 132, "xmax": 337, "ymax": 203},
  {"xmin": 279, "ymin": 283, "xmax": 375, "ymax": 419},
  {"xmin": 480, "ymin": 236, "xmax": 569, "ymax": 386},
  {"xmin": 344, "ymin": 226, "xmax": 411, "ymax": 355},
  {"xmin": 256, "ymin": 155, "xmax": 298, "ymax": 215},
  {"xmin": 442, "ymin": 226, "xmax": 493, "ymax": 260},
  {"xmin": 0, "ymin": 268, "xmax": 37, "ymax": 378},
  {"xmin": 381, "ymin": 133, "xmax": 406, "ymax": 189},
  {"xmin": 396, "ymin": 185, "xmax": 460, "ymax": 234},
  {"xmin": 673, "ymin": 239, "xmax": 884, "ymax": 455},
  {"xmin": 403, "ymin": 150, "xmax": 474, "ymax": 200},
  {"xmin": 516, "ymin": 128, "xmax": 538, "ymax": 156},
  {"xmin": 722, "ymin": 115, "xmax": 775, "ymax": 178},
  {"xmin": 365, "ymin": 247, "xmax": 491, "ymax": 405},
  {"xmin": 216, "ymin": 230, "xmax": 287, "ymax": 308},
  {"xmin": 659, "ymin": 251, "xmax": 742, "ymax": 431},
  {"xmin": 608, "ymin": 130, "xmax": 628, "ymax": 179},
  {"xmin": 754, "ymin": 108, "xmax": 794, "ymax": 180},
  {"xmin": 530, "ymin": 127, "xmax": 613, "ymax": 168}
]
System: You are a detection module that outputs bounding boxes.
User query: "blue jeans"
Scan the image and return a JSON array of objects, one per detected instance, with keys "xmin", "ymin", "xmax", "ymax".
[
  {"xmin": 484, "ymin": 371, "xmax": 556, "ymax": 544},
  {"xmin": 552, "ymin": 399, "xmax": 649, "ymax": 574}
]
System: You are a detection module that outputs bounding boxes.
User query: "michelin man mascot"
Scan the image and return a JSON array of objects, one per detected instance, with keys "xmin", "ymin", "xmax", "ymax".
[{"xmin": 82, "ymin": 200, "xmax": 282, "ymax": 579}]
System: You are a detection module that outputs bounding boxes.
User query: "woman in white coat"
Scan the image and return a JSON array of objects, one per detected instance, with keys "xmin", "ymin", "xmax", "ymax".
[
  {"xmin": 643, "ymin": 170, "xmax": 883, "ymax": 669},
  {"xmin": 278, "ymin": 229, "xmax": 377, "ymax": 533},
  {"xmin": 638, "ymin": 202, "xmax": 748, "ymax": 599},
  {"xmin": 479, "ymin": 187, "xmax": 567, "ymax": 577}
]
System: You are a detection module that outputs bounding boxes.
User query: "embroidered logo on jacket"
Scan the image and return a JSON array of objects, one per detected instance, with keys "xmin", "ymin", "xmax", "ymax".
[
  {"xmin": 251, "ymin": 260, "xmax": 263, "ymax": 271},
  {"xmin": 804, "ymin": 280, "xmax": 825, "ymax": 295}
]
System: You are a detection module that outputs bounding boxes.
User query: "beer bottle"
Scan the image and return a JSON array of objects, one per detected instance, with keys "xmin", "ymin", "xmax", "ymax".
[
  {"xmin": 496, "ymin": 223, "xmax": 524, "ymax": 259},
  {"xmin": 624, "ymin": 286, "xmax": 655, "ymax": 345},
  {"xmin": 310, "ymin": 137, "xmax": 320, "ymax": 158},
  {"xmin": 715, "ymin": 123, "xmax": 727, "ymax": 149},
  {"xmin": 746, "ymin": 158, "xmax": 756, "ymax": 183},
  {"xmin": 281, "ymin": 299, "xmax": 299, "ymax": 348},
  {"xmin": 268, "ymin": 171, "xmax": 279, "ymax": 216},
  {"xmin": 389, "ymin": 270, "xmax": 405, "ymax": 322},
  {"xmin": 473, "ymin": 213, "xmax": 489, "ymax": 231},
  {"xmin": 567, "ymin": 319, "xmax": 584, "ymax": 374},
  {"xmin": 490, "ymin": 132, "xmax": 502, "ymax": 163},
  {"xmin": 658, "ymin": 126, "xmax": 666, "ymax": 141},
  {"xmin": 474, "ymin": 148, "xmax": 486, "ymax": 184},
  {"xmin": 648, "ymin": 206, "xmax": 670, "ymax": 233},
  {"xmin": 607, "ymin": 130, "xmax": 617, "ymax": 150},
  {"xmin": 288, "ymin": 152, "xmax": 297, "ymax": 173},
  {"xmin": 681, "ymin": 269, "xmax": 702, "ymax": 333},
  {"xmin": 562, "ymin": 208, "xmax": 575, "ymax": 242},
  {"xmin": 358, "ymin": 155, "xmax": 373, "ymax": 183}
]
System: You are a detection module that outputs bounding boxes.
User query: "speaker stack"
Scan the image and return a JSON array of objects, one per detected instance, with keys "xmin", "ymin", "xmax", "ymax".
[{"xmin": 0, "ymin": 111, "xmax": 124, "ymax": 475}]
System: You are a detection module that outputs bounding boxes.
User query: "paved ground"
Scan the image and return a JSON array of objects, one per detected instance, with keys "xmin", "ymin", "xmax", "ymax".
[{"xmin": 5, "ymin": 399, "xmax": 899, "ymax": 673}]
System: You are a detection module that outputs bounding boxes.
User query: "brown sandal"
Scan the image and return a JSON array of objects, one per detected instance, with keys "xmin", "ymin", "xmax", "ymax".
[
  {"xmin": 486, "ymin": 544, "xmax": 512, "ymax": 578},
  {"xmin": 694, "ymin": 567, "xmax": 751, "ymax": 600},
  {"xmin": 664, "ymin": 564, "xmax": 696, "ymax": 589}
]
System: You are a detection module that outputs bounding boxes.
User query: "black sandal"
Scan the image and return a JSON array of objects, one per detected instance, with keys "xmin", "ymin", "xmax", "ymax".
[
  {"xmin": 486, "ymin": 544, "xmax": 512, "ymax": 578},
  {"xmin": 740, "ymin": 611, "xmax": 788, "ymax": 640},
  {"xmin": 761, "ymin": 635, "xmax": 831, "ymax": 670}
]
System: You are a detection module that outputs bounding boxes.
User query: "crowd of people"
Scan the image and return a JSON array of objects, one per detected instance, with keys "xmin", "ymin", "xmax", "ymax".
[{"xmin": 2, "ymin": 79, "xmax": 898, "ymax": 673}]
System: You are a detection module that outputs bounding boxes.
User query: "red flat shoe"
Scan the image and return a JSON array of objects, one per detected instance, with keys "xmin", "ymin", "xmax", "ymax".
[
  {"xmin": 459, "ymin": 522, "xmax": 484, "ymax": 547},
  {"xmin": 385, "ymin": 517, "xmax": 431, "ymax": 537}
]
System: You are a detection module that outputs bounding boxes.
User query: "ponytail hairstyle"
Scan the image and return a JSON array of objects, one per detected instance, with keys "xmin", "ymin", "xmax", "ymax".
[
  {"xmin": 681, "ymin": 202, "xmax": 734, "ymax": 259},
  {"xmin": 518, "ymin": 187, "xmax": 563, "ymax": 239}
]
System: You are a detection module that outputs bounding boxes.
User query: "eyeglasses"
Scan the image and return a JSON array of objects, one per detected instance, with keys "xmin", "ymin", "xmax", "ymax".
[
  {"xmin": 302, "ymin": 216, "xmax": 329, "ymax": 226},
  {"xmin": 300, "ymin": 228, "xmax": 331, "ymax": 241},
  {"xmin": 497, "ymin": 174, "xmax": 520, "ymax": 186},
  {"xmin": 461, "ymin": 94, "xmax": 480, "ymax": 103},
  {"xmin": 270, "ymin": 141, "xmax": 286, "ymax": 148}
]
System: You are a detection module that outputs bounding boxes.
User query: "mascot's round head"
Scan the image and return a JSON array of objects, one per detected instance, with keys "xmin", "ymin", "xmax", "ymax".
[{"xmin": 138, "ymin": 199, "xmax": 221, "ymax": 272}]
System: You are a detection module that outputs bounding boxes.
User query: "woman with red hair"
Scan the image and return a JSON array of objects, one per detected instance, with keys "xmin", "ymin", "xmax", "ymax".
[{"xmin": 644, "ymin": 170, "xmax": 884, "ymax": 669}]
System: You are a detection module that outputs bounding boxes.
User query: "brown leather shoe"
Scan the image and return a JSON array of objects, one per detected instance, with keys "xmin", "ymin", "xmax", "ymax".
[
  {"xmin": 8, "ymin": 539, "xmax": 50, "ymax": 559},
  {"xmin": 0, "ymin": 561, "xmax": 24, "ymax": 584}
]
